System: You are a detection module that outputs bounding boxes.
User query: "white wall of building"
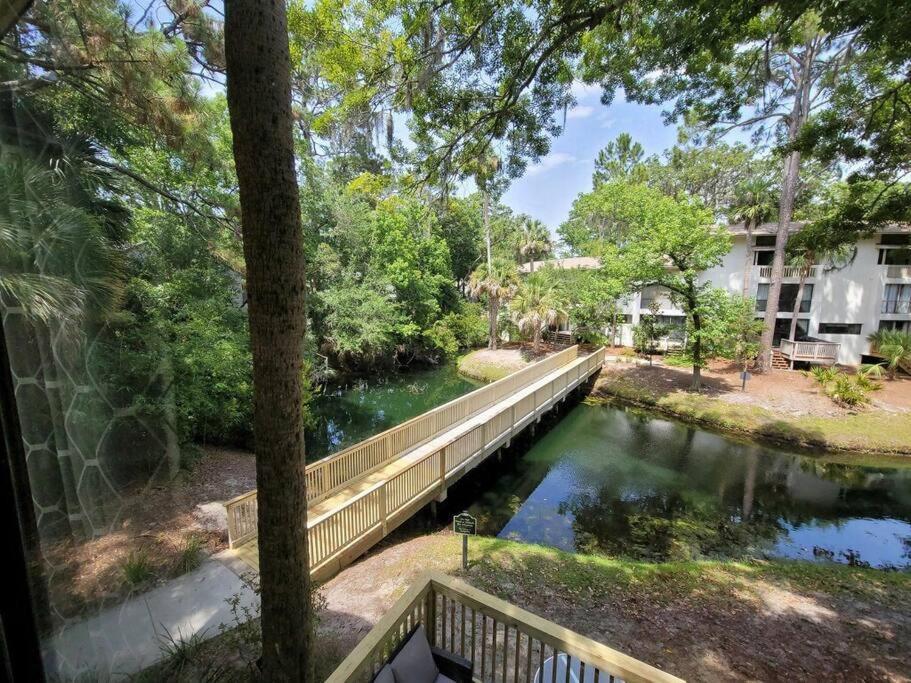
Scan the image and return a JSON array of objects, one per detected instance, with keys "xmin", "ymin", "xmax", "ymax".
[{"xmin": 610, "ymin": 230, "xmax": 911, "ymax": 366}]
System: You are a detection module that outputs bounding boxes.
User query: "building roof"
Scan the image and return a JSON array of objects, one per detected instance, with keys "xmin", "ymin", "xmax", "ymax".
[{"xmin": 518, "ymin": 256, "xmax": 601, "ymax": 273}]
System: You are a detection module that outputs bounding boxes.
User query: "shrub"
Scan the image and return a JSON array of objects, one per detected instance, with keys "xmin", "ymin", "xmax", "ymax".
[
  {"xmin": 174, "ymin": 535, "xmax": 205, "ymax": 575},
  {"xmin": 826, "ymin": 374, "xmax": 870, "ymax": 408},
  {"xmin": 122, "ymin": 549, "xmax": 154, "ymax": 586},
  {"xmin": 868, "ymin": 329, "xmax": 911, "ymax": 379},
  {"xmin": 663, "ymin": 352, "xmax": 694, "ymax": 367},
  {"xmin": 806, "ymin": 366, "xmax": 841, "ymax": 385}
]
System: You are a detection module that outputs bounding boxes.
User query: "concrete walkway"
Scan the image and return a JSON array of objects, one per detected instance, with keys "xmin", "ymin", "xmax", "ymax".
[{"xmin": 43, "ymin": 553, "xmax": 257, "ymax": 680}]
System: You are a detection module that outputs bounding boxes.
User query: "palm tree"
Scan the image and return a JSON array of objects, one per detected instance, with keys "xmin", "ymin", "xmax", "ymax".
[
  {"xmin": 514, "ymin": 217, "xmax": 553, "ymax": 272},
  {"xmin": 868, "ymin": 329, "xmax": 911, "ymax": 379},
  {"xmin": 509, "ymin": 274, "xmax": 567, "ymax": 354},
  {"xmin": 468, "ymin": 257, "xmax": 519, "ymax": 350},
  {"xmin": 732, "ymin": 177, "xmax": 776, "ymax": 297}
]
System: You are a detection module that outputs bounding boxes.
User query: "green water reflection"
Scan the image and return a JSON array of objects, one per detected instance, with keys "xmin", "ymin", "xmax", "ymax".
[
  {"xmin": 453, "ymin": 404, "xmax": 911, "ymax": 568},
  {"xmin": 305, "ymin": 363, "xmax": 480, "ymax": 461}
]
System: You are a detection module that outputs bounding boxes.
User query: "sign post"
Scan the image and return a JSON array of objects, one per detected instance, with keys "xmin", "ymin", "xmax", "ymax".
[
  {"xmin": 740, "ymin": 370, "xmax": 751, "ymax": 391},
  {"xmin": 452, "ymin": 512, "xmax": 477, "ymax": 570}
]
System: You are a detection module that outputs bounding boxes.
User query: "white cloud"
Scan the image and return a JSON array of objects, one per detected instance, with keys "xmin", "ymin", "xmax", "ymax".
[
  {"xmin": 566, "ymin": 105, "xmax": 594, "ymax": 120},
  {"xmin": 570, "ymin": 80, "xmax": 600, "ymax": 100},
  {"xmin": 526, "ymin": 152, "xmax": 576, "ymax": 177}
]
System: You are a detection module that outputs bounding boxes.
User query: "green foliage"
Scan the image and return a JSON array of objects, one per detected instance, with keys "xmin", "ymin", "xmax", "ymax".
[
  {"xmin": 424, "ymin": 303, "xmax": 488, "ymax": 357},
  {"xmin": 121, "ymin": 549, "xmax": 154, "ymax": 587},
  {"xmin": 593, "ymin": 133, "xmax": 646, "ymax": 186},
  {"xmin": 509, "ymin": 273, "xmax": 567, "ymax": 353},
  {"xmin": 174, "ymin": 535, "xmax": 205, "ymax": 576},
  {"xmin": 826, "ymin": 374, "xmax": 871, "ymax": 408},
  {"xmin": 632, "ymin": 302, "xmax": 667, "ymax": 358},
  {"xmin": 690, "ymin": 290, "xmax": 764, "ymax": 367},
  {"xmin": 868, "ymin": 329, "xmax": 911, "ymax": 379},
  {"xmin": 807, "ymin": 366, "xmax": 841, "ymax": 385},
  {"xmin": 318, "ymin": 281, "xmax": 406, "ymax": 369}
]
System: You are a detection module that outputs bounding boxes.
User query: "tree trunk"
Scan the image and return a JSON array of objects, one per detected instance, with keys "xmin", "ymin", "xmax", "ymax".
[
  {"xmin": 689, "ymin": 289, "xmax": 702, "ymax": 391},
  {"xmin": 741, "ymin": 217, "xmax": 754, "ymax": 297},
  {"xmin": 488, "ymin": 295, "xmax": 499, "ymax": 350},
  {"xmin": 533, "ymin": 325, "xmax": 541, "ymax": 354},
  {"xmin": 758, "ymin": 150, "xmax": 800, "ymax": 371},
  {"xmin": 483, "ymin": 190, "xmax": 491, "ymax": 269},
  {"xmin": 757, "ymin": 42, "xmax": 815, "ymax": 372},
  {"xmin": 224, "ymin": 2, "xmax": 312, "ymax": 680}
]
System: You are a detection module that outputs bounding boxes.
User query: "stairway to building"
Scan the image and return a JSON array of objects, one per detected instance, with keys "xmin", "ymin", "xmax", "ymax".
[{"xmin": 771, "ymin": 349, "xmax": 790, "ymax": 370}]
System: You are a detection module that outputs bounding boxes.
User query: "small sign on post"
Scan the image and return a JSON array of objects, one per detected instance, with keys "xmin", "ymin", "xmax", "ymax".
[
  {"xmin": 740, "ymin": 370, "xmax": 751, "ymax": 391},
  {"xmin": 453, "ymin": 512, "xmax": 477, "ymax": 569}
]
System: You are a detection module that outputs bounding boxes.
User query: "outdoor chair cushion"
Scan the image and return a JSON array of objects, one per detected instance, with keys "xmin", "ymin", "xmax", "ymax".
[
  {"xmin": 389, "ymin": 624, "xmax": 439, "ymax": 683},
  {"xmin": 434, "ymin": 674, "xmax": 456, "ymax": 683}
]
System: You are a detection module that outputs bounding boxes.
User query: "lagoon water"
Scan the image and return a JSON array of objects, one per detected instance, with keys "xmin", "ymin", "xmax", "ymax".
[
  {"xmin": 456, "ymin": 403, "xmax": 911, "ymax": 568},
  {"xmin": 307, "ymin": 364, "xmax": 911, "ymax": 569}
]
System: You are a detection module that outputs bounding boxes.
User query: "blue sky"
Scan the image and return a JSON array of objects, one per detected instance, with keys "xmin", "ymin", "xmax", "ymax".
[{"xmin": 501, "ymin": 82, "xmax": 680, "ymax": 234}]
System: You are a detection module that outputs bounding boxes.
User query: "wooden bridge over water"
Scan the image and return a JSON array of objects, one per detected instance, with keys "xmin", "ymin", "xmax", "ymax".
[{"xmin": 225, "ymin": 345, "xmax": 605, "ymax": 581}]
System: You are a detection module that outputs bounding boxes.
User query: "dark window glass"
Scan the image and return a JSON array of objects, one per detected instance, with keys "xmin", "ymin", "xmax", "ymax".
[
  {"xmin": 756, "ymin": 284, "xmax": 812, "ymax": 313},
  {"xmin": 818, "ymin": 323, "xmax": 863, "ymax": 335},
  {"xmin": 880, "ymin": 234, "xmax": 911, "ymax": 246},
  {"xmin": 754, "ymin": 250, "xmax": 774, "ymax": 265},
  {"xmin": 879, "ymin": 248, "xmax": 911, "ymax": 265},
  {"xmin": 754, "ymin": 235, "xmax": 777, "ymax": 247}
]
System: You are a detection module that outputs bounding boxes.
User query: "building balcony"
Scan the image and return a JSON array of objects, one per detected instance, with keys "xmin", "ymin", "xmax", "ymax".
[
  {"xmin": 779, "ymin": 338, "xmax": 840, "ymax": 365},
  {"xmin": 757, "ymin": 265, "xmax": 818, "ymax": 279},
  {"xmin": 882, "ymin": 300, "xmax": 911, "ymax": 315},
  {"xmin": 886, "ymin": 265, "xmax": 911, "ymax": 279}
]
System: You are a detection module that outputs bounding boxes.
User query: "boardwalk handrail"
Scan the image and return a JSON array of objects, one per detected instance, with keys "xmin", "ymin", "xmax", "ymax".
[
  {"xmin": 226, "ymin": 346, "xmax": 579, "ymax": 542},
  {"xmin": 303, "ymin": 351, "xmax": 602, "ymax": 572},
  {"xmin": 779, "ymin": 338, "xmax": 839, "ymax": 363},
  {"xmin": 326, "ymin": 570, "xmax": 682, "ymax": 683},
  {"xmin": 226, "ymin": 349, "xmax": 604, "ymax": 554}
]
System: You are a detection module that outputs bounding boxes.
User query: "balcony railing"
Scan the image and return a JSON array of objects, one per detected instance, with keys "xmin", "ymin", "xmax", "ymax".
[
  {"xmin": 758, "ymin": 265, "xmax": 818, "ymax": 279},
  {"xmin": 882, "ymin": 300, "xmax": 911, "ymax": 314},
  {"xmin": 886, "ymin": 265, "xmax": 911, "ymax": 279},
  {"xmin": 779, "ymin": 338, "xmax": 839, "ymax": 364},
  {"xmin": 326, "ymin": 571, "xmax": 683, "ymax": 683}
]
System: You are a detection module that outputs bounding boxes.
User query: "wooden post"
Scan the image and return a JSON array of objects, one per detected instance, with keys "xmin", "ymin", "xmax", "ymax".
[
  {"xmin": 437, "ymin": 448, "xmax": 448, "ymax": 502},
  {"xmin": 379, "ymin": 485, "xmax": 388, "ymax": 535}
]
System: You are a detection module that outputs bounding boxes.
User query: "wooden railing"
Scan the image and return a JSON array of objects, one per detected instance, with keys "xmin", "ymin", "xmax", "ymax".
[
  {"xmin": 886, "ymin": 265, "xmax": 911, "ymax": 279},
  {"xmin": 326, "ymin": 571, "xmax": 682, "ymax": 683},
  {"xmin": 224, "ymin": 346, "xmax": 580, "ymax": 543},
  {"xmin": 758, "ymin": 265, "xmax": 817, "ymax": 279},
  {"xmin": 779, "ymin": 338, "xmax": 839, "ymax": 363},
  {"xmin": 226, "ymin": 350, "xmax": 605, "ymax": 576}
]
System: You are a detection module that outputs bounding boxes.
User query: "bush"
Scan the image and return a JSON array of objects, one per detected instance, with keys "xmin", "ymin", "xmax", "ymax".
[
  {"xmin": 826, "ymin": 374, "xmax": 870, "ymax": 408},
  {"xmin": 423, "ymin": 303, "xmax": 488, "ymax": 358},
  {"xmin": 122, "ymin": 549, "xmax": 154, "ymax": 586},
  {"xmin": 663, "ymin": 352, "xmax": 694, "ymax": 367},
  {"xmin": 806, "ymin": 366, "xmax": 841, "ymax": 385}
]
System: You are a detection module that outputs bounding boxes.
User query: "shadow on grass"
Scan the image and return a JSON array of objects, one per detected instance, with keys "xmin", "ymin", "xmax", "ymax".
[{"xmin": 462, "ymin": 538, "xmax": 911, "ymax": 682}]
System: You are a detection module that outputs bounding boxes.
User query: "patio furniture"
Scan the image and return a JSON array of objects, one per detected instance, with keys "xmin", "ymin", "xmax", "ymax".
[{"xmin": 373, "ymin": 624, "xmax": 473, "ymax": 683}]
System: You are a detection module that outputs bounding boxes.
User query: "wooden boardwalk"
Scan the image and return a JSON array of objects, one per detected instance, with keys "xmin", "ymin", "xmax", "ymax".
[{"xmin": 225, "ymin": 346, "xmax": 604, "ymax": 581}]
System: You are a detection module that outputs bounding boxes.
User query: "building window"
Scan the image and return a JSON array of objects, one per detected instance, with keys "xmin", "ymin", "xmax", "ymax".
[
  {"xmin": 756, "ymin": 283, "xmax": 813, "ymax": 313},
  {"xmin": 879, "ymin": 234, "xmax": 910, "ymax": 246},
  {"xmin": 882, "ymin": 284, "xmax": 911, "ymax": 314},
  {"xmin": 880, "ymin": 320, "xmax": 911, "ymax": 333},
  {"xmin": 754, "ymin": 235, "xmax": 777, "ymax": 247},
  {"xmin": 878, "ymin": 247, "xmax": 911, "ymax": 265},
  {"xmin": 818, "ymin": 323, "xmax": 863, "ymax": 335},
  {"xmin": 753, "ymin": 250, "xmax": 774, "ymax": 266}
]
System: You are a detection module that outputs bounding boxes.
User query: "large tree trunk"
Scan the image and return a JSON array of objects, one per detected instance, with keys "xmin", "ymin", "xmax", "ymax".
[
  {"xmin": 741, "ymin": 217, "xmax": 754, "ymax": 297},
  {"xmin": 224, "ymin": 2, "xmax": 312, "ymax": 680},
  {"xmin": 758, "ymin": 149, "xmax": 800, "ymax": 371},
  {"xmin": 488, "ymin": 295, "xmax": 499, "ymax": 350},
  {"xmin": 690, "ymin": 312, "xmax": 702, "ymax": 391},
  {"xmin": 757, "ymin": 42, "xmax": 815, "ymax": 372},
  {"xmin": 483, "ymin": 190, "xmax": 491, "ymax": 269}
]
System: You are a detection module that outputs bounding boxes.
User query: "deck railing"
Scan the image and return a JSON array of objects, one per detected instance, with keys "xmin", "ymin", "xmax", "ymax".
[
  {"xmin": 779, "ymin": 338, "xmax": 839, "ymax": 364},
  {"xmin": 886, "ymin": 265, "xmax": 911, "ymax": 279},
  {"xmin": 226, "ymin": 350, "xmax": 605, "ymax": 574},
  {"xmin": 326, "ymin": 571, "xmax": 682, "ymax": 683},
  {"xmin": 758, "ymin": 265, "xmax": 818, "ymax": 279}
]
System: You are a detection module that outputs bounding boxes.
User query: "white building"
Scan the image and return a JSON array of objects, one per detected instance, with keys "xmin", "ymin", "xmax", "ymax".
[{"xmin": 543, "ymin": 223, "xmax": 911, "ymax": 366}]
